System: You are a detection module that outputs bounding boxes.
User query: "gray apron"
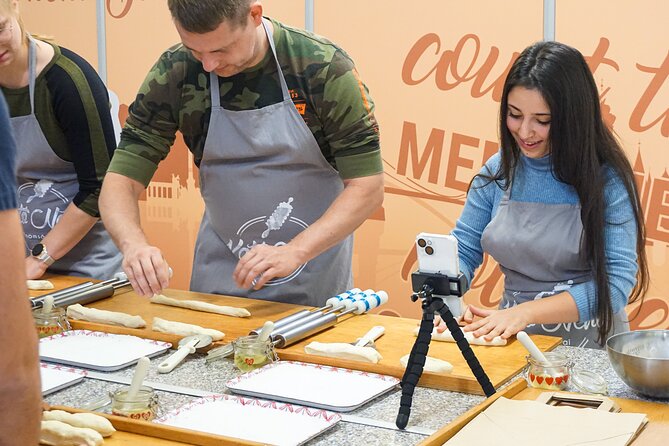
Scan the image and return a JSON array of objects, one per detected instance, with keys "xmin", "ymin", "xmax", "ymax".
[
  {"xmin": 480, "ymin": 175, "xmax": 628, "ymax": 349},
  {"xmin": 11, "ymin": 37, "xmax": 122, "ymax": 280},
  {"xmin": 190, "ymin": 19, "xmax": 353, "ymax": 306}
]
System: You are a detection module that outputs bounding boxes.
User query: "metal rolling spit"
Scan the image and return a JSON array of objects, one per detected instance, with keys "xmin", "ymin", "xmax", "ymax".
[
  {"xmin": 261, "ymin": 289, "xmax": 375, "ymax": 338},
  {"xmin": 263, "ymin": 288, "xmax": 364, "ymax": 331},
  {"xmin": 249, "ymin": 287, "xmax": 367, "ymax": 336},
  {"xmin": 30, "ymin": 273, "xmax": 131, "ymax": 310},
  {"xmin": 251, "ymin": 290, "xmax": 389, "ymax": 348}
]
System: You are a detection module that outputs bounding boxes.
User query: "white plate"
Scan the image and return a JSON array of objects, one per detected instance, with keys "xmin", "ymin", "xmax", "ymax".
[
  {"xmin": 40, "ymin": 363, "xmax": 87, "ymax": 396},
  {"xmin": 156, "ymin": 394, "xmax": 341, "ymax": 446},
  {"xmin": 226, "ymin": 361, "xmax": 400, "ymax": 411},
  {"xmin": 39, "ymin": 330, "xmax": 172, "ymax": 371}
]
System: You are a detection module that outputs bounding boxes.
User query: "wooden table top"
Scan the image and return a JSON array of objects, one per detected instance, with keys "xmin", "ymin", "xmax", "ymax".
[
  {"xmin": 35, "ymin": 274, "xmax": 561, "ymax": 395},
  {"xmin": 419, "ymin": 379, "xmax": 669, "ymax": 445}
]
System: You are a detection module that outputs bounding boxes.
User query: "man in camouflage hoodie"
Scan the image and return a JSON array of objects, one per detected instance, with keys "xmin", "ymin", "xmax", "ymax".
[{"xmin": 100, "ymin": 0, "xmax": 383, "ymax": 306}]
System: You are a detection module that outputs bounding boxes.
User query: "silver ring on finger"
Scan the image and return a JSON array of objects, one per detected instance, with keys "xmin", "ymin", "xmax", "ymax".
[{"xmin": 251, "ymin": 272, "xmax": 263, "ymax": 288}]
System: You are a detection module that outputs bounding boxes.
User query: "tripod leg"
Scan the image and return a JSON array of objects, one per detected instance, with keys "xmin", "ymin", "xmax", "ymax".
[
  {"xmin": 395, "ymin": 301, "xmax": 435, "ymax": 429},
  {"xmin": 432, "ymin": 300, "xmax": 496, "ymax": 397}
]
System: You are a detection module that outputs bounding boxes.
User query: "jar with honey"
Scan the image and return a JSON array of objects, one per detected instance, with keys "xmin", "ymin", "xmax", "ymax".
[
  {"xmin": 110, "ymin": 386, "xmax": 158, "ymax": 421},
  {"xmin": 233, "ymin": 335, "xmax": 278, "ymax": 372},
  {"xmin": 33, "ymin": 306, "xmax": 71, "ymax": 338}
]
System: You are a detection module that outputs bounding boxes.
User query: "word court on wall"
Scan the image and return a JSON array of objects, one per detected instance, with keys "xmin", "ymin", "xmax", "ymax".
[{"xmin": 19, "ymin": 0, "xmax": 669, "ymax": 328}]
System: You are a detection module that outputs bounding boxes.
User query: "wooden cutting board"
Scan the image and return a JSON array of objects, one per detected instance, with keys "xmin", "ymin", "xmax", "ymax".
[
  {"xmin": 279, "ymin": 314, "xmax": 561, "ymax": 394},
  {"xmin": 38, "ymin": 276, "xmax": 561, "ymax": 394},
  {"xmin": 48, "ymin": 406, "xmax": 262, "ymax": 446},
  {"xmin": 419, "ymin": 379, "xmax": 669, "ymax": 445},
  {"xmin": 28, "ymin": 274, "xmax": 100, "ymax": 298}
]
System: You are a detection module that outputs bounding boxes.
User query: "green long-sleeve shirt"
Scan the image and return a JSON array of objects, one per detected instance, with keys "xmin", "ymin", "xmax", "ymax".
[{"xmin": 109, "ymin": 18, "xmax": 382, "ymax": 185}]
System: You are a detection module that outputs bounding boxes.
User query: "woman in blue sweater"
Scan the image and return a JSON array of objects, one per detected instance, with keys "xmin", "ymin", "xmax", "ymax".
[{"xmin": 444, "ymin": 41, "xmax": 648, "ymax": 349}]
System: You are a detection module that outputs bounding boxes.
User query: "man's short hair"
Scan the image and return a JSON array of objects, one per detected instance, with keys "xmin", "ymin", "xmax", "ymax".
[{"xmin": 167, "ymin": 0, "xmax": 253, "ymax": 33}]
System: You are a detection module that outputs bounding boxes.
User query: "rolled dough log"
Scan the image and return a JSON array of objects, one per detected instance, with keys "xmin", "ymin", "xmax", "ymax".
[
  {"xmin": 40, "ymin": 420, "xmax": 103, "ymax": 446},
  {"xmin": 42, "ymin": 410, "xmax": 115, "ymax": 437},
  {"xmin": 151, "ymin": 294, "xmax": 250, "ymax": 317},
  {"xmin": 400, "ymin": 353, "xmax": 453, "ymax": 374},
  {"xmin": 27, "ymin": 279, "xmax": 55, "ymax": 290},
  {"xmin": 304, "ymin": 342, "xmax": 382, "ymax": 363},
  {"xmin": 67, "ymin": 304, "xmax": 146, "ymax": 328},
  {"xmin": 152, "ymin": 317, "xmax": 224, "ymax": 341},
  {"xmin": 413, "ymin": 327, "xmax": 507, "ymax": 346}
]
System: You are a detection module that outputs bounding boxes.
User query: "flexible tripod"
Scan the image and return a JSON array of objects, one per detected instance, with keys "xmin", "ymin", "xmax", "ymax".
[{"xmin": 396, "ymin": 271, "xmax": 496, "ymax": 430}]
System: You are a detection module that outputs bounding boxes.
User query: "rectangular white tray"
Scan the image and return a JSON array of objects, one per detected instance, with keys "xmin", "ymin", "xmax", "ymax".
[
  {"xmin": 39, "ymin": 330, "xmax": 172, "ymax": 371},
  {"xmin": 226, "ymin": 360, "xmax": 400, "ymax": 412},
  {"xmin": 40, "ymin": 363, "xmax": 87, "ymax": 396},
  {"xmin": 156, "ymin": 394, "xmax": 341, "ymax": 446}
]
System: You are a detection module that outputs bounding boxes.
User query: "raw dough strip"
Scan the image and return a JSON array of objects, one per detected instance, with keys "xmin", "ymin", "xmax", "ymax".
[
  {"xmin": 66, "ymin": 304, "xmax": 146, "ymax": 329},
  {"xmin": 400, "ymin": 353, "xmax": 453, "ymax": 374},
  {"xmin": 42, "ymin": 410, "xmax": 115, "ymax": 437},
  {"xmin": 28, "ymin": 279, "xmax": 55, "ymax": 290},
  {"xmin": 40, "ymin": 420, "xmax": 103, "ymax": 446},
  {"xmin": 151, "ymin": 294, "xmax": 250, "ymax": 317},
  {"xmin": 152, "ymin": 317, "xmax": 225, "ymax": 341},
  {"xmin": 413, "ymin": 327, "xmax": 507, "ymax": 346},
  {"xmin": 304, "ymin": 341, "xmax": 382, "ymax": 364}
]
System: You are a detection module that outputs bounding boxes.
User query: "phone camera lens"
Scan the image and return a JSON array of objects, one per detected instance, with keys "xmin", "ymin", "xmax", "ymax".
[
  {"xmin": 417, "ymin": 238, "xmax": 426, "ymax": 248},
  {"xmin": 425, "ymin": 246, "xmax": 434, "ymax": 255}
]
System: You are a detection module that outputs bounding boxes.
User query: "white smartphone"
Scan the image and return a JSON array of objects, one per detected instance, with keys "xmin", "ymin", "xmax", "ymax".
[{"xmin": 415, "ymin": 232, "xmax": 460, "ymax": 277}]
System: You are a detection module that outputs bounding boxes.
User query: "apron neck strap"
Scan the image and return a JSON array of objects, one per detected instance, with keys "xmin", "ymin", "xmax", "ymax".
[
  {"xmin": 500, "ymin": 171, "xmax": 513, "ymax": 204},
  {"xmin": 27, "ymin": 35, "xmax": 37, "ymax": 114},
  {"xmin": 209, "ymin": 71, "xmax": 220, "ymax": 107},
  {"xmin": 261, "ymin": 18, "xmax": 290, "ymax": 101},
  {"xmin": 209, "ymin": 17, "xmax": 290, "ymax": 107}
]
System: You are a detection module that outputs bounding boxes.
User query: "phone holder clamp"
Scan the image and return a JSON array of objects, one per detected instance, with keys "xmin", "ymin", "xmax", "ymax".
[{"xmin": 395, "ymin": 270, "xmax": 496, "ymax": 430}]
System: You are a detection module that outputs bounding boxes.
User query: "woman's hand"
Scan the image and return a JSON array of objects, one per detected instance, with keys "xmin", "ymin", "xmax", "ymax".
[
  {"xmin": 462, "ymin": 304, "xmax": 532, "ymax": 341},
  {"xmin": 433, "ymin": 304, "xmax": 491, "ymax": 333}
]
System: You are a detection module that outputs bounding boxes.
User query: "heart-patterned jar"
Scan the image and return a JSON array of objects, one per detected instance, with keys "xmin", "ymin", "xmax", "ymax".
[{"xmin": 525, "ymin": 352, "xmax": 572, "ymax": 391}]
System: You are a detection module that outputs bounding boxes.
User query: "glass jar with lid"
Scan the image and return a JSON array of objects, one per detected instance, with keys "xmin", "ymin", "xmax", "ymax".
[
  {"xmin": 110, "ymin": 385, "xmax": 159, "ymax": 421},
  {"xmin": 33, "ymin": 306, "xmax": 71, "ymax": 338},
  {"xmin": 525, "ymin": 351, "xmax": 608, "ymax": 395},
  {"xmin": 233, "ymin": 335, "xmax": 278, "ymax": 372},
  {"xmin": 525, "ymin": 351, "xmax": 572, "ymax": 391}
]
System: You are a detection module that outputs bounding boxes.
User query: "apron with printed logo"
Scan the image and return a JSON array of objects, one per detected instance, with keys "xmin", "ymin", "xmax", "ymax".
[
  {"xmin": 11, "ymin": 38, "xmax": 122, "ymax": 280},
  {"xmin": 480, "ymin": 174, "xmax": 628, "ymax": 349},
  {"xmin": 190, "ymin": 19, "xmax": 353, "ymax": 306}
]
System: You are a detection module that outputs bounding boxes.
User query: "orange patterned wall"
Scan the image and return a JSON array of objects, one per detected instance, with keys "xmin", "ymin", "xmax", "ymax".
[
  {"xmin": 555, "ymin": 0, "xmax": 669, "ymax": 330},
  {"xmin": 19, "ymin": 0, "xmax": 669, "ymax": 328}
]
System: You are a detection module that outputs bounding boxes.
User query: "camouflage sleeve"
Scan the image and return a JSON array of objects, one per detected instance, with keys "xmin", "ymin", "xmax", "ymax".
[
  {"xmin": 319, "ymin": 50, "xmax": 382, "ymax": 180},
  {"xmin": 107, "ymin": 49, "xmax": 183, "ymax": 187}
]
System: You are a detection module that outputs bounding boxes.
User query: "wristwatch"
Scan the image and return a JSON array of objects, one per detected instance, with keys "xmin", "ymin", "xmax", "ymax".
[{"xmin": 31, "ymin": 243, "xmax": 55, "ymax": 266}]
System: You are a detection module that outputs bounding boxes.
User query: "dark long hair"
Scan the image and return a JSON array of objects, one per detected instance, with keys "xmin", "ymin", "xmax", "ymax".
[{"xmin": 480, "ymin": 41, "xmax": 648, "ymax": 344}]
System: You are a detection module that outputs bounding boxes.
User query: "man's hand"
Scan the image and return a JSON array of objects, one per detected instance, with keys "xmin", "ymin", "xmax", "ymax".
[
  {"xmin": 25, "ymin": 256, "xmax": 49, "ymax": 280},
  {"xmin": 233, "ymin": 243, "xmax": 307, "ymax": 290},
  {"xmin": 232, "ymin": 173, "xmax": 384, "ymax": 291},
  {"xmin": 100, "ymin": 173, "xmax": 168, "ymax": 296},
  {"xmin": 122, "ymin": 244, "xmax": 170, "ymax": 297}
]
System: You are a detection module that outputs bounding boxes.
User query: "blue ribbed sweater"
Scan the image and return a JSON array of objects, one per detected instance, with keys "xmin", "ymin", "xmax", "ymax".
[{"xmin": 452, "ymin": 152, "xmax": 638, "ymax": 321}]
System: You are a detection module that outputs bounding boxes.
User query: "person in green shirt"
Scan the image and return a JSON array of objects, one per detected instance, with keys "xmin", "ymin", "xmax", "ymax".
[{"xmin": 100, "ymin": 0, "xmax": 384, "ymax": 306}]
